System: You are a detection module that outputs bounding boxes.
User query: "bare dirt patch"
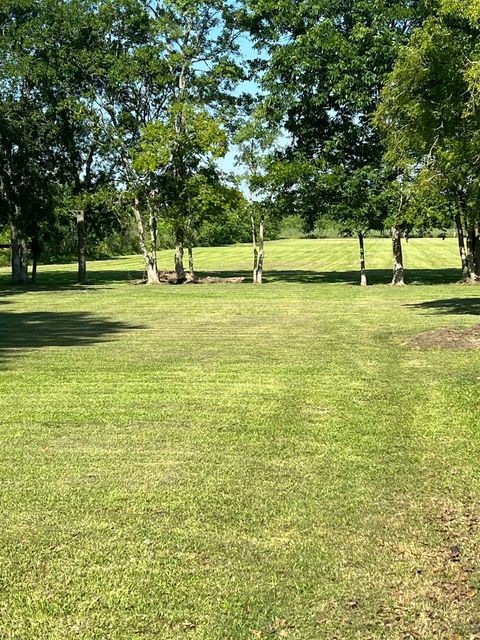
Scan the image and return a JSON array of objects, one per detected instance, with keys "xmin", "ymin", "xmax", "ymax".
[{"xmin": 410, "ymin": 325, "xmax": 480, "ymax": 350}]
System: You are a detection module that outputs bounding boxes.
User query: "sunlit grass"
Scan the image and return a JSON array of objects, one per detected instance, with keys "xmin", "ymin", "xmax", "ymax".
[{"xmin": 0, "ymin": 238, "xmax": 479, "ymax": 639}]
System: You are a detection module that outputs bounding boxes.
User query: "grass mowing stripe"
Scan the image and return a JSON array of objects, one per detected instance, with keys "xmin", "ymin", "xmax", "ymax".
[{"xmin": 0, "ymin": 238, "xmax": 479, "ymax": 639}]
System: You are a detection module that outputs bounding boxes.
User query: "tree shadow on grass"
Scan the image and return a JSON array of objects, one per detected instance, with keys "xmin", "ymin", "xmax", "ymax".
[
  {"xmin": 198, "ymin": 268, "xmax": 463, "ymax": 286},
  {"xmin": 0, "ymin": 266, "xmax": 143, "ymax": 294},
  {"xmin": 0, "ymin": 266, "xmax": 463, "ymax": 293},
  {"xmin": 406, "ymin": 297, "xmax": 480, "ymax": 316},
  {"xmin": 0, "ymin": 309, "xmax": 143, "ymax": 368},
  {"xmin": 37, "ymin": 268, "xmax": 143, "ymax": 287}
]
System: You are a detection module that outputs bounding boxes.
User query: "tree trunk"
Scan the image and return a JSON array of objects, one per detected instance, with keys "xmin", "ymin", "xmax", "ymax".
[
  {"xmin": 474, "ymin": 226, "xmax": 480, "ymax": 282},
  {"xmin": 251, "ymin": 214, "xmax": 258, "ymax": 283},
  {"xmin": 454, "ymin": 213, "xmax": 469, "ymax": 281},
  {"xmin": 391, "ymin": 225, "xmax": 405, "ymax": 286},
  {"xmin": 31, "ymin": 230, "xmax": 41, "ymax": 284},
  {"xmin": 465, "ymin": 226, "xmax": 479, "ymax": 283},
  {"xmin": 148, "ymin": 210, "xmax": 158, "ymax": 278},
  {"xmin": 31, "ymin": 253, "xmax": 38, "ymax": 284},
  {"xmin": 133, "ymin": 196, "xmax": 159, "ymax": 284},
  {"xmin": 255, "ymin": 214, "xmax": 265, "ymax": 284},
  {"xmin": 188, "ymin": 238, "xmax": 194, "ymax": 276},
  {"xmin": 358, "ymin": 231, "xmax": 367, "ymax": 286},
  {"xmin": 10, "ymin": 205, "xmax": 28, "ymax": 285},
  {"xmin": 175, "ymin": 227, "xmax": 186, "ymax": 283},
  {"xmin": 77, "ymin": 209, "xmax": 87, "ymax": 284}
]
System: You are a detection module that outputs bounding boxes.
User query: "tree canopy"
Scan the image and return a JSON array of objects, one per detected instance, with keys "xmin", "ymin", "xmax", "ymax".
[{"xmin": 0, "ymin": 0, "xmax": 478, "ymax": 285}]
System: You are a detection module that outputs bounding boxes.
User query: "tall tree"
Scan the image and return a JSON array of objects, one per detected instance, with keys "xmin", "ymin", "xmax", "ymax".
[
  {"xmin": 244, "ymin": 0, "xmax": 424, "ymax": 284},
  {"xmin": 328, "ymin": 166, "xmax": 392, "ymax": 286},
  {"xmin": 87, "ymin": 0, "xmax": 242, "ymax": 284},
  {"xmin": 0, "ymin": 0, "xmax": 113, "ymax": 284},
  {"xmin": 376, "ymin": 0, "xmax": 480, "ymax": 282},
  {"xmin": 0, "ymin": 0, "xmax": 62, "ymax": 283},
  {"xmin": 235, "ymin": 114, "xmax": 279, "ymax": 284},
  {"xmin": 133, "ymin": 106, "xmax": 229, "ymax": 282}
]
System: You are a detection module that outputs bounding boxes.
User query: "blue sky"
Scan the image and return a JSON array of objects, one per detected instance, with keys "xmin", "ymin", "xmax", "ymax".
[{"xmin": 219, "ymin": 33, "xmax": 261, "ymax": 178}]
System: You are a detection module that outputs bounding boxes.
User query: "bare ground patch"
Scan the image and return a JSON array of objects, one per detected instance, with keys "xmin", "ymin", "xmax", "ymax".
[{"xmin": 410, "ymin": 325, "xmax": 480, "ymax": 350}]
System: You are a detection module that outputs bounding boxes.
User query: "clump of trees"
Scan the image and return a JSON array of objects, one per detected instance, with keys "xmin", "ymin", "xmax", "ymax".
[
  {"xmin": 0, "ymin": 0, "xmax": 249, "ymax": 284},
  {"xmin": 1, "ymin": 0, "xmax": 480, "ymax": 286},
  {"xmin": 376, "ymin": 0, "xmax": 480, "ymax": 283}
]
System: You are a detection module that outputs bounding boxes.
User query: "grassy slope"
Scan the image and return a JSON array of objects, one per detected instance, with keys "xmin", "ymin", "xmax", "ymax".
[{"xmin": 0, "ymin": 238, "xmax": 479, "ymax": 639}]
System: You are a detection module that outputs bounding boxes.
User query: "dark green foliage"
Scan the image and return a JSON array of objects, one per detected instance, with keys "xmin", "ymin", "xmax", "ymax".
[
  {"xmin": 376, "ymin": 0, "xmax": 480, "ymax": 279},
  {"xmin": 245, "ymin": 0, "xmax": 426, "ymax": 237}
]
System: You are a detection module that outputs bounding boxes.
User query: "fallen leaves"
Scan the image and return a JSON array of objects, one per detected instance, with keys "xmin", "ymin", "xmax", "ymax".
[
  {"xmin": 181, "ymin": 621, "xmax": 196, "ymax": 632},
  {"xmin": 250, "ymin": 617, "xmax": 295, "ymax": 638},
  {"xmin": 449, "ymin": 545, "xmax": 461, "ymax": 562},
  {"xmin": 378, "ymin": 500, "xmax": 480, "ymax": 639}
]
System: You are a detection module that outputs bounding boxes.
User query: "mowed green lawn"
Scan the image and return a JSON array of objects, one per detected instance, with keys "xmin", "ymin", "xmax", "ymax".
[{"xmin": 0, "ymin": 238, "xmax": 479, "ymax": 639}]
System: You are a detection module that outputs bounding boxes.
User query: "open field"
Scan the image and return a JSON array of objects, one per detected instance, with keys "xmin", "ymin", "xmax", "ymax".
[{"xmin": 1, "ymin": 238, "xmax": 480, "ymax": 639}]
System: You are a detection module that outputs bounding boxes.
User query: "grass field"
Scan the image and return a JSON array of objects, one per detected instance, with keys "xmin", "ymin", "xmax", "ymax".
[{"xmin": 1, "ymin": 238, "xmax": 480, "ymax": 639}]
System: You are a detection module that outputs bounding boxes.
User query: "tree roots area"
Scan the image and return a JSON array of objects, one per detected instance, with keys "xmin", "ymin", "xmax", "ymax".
[{"xmin": 146, "ymin": 270, "xmax": 245, "ymax": 285}]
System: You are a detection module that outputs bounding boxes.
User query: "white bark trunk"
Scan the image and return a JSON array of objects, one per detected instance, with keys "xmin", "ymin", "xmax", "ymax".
[
  {"xmin": 77, "ymin": 209, "xmax": 87, "ymax": 284},
  {"xmin": 358, "ymin": 232, "xmax": 367, "ymax": 287},
  {"xmin": 175, "ymin": 228, "xmax": 186, "ymax": 283},
  {"xmin": 188, "ymin": 239, "xmax": 194, "ymax": 275},
  {"xmin": 133, "ymin": 196, "xmax": 159, "ymax": 284},
  {"xmin": 251, "ymin": 214, "xmax": 258, "ymax": 283},
  {"xmin": 391, "ymin": 225, "xmax": 405, "ymax": 286},
  {"xmin": 255, "ymin": 214, "xmax": 265, "ymax": 284}
]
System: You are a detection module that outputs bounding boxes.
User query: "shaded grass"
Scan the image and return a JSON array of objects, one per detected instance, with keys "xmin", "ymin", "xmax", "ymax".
[
  {"xmin": 0, "ymin": 239, "xmax": 480, "ymax": 639},
  {"xmin": 0, "ymin": 237, "xmax": 464, "ymax": 289}
]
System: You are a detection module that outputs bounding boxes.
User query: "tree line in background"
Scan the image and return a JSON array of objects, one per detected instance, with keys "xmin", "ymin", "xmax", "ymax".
[{"xmin": 1, "ymin": 0, "xmax": 479, "ymax": 286}]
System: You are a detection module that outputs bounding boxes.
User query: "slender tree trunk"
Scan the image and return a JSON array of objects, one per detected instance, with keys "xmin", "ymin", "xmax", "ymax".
[
  {"xmin": 10, "ymin": 205, "xmax": 28, "ymax": 285},
  {"xmin": 251, "ymin": 214, "xmax": 258, "ymax": 283},
  {"xmin": 474, "ymin": 225, "xmax": 480, "ymax": 282},
  {"xmin": 76, "ymin": 209, "xmax": 87, "ymax": 284},
  {"xmin": 148, "ymin": 210, "xmax": 158, "ymax": 278},
  {"xmin": 391, "ymin": 225, "xmax": 405, "ymax": 286},
  {"xmin": 465, "ymin": 226, "xmax": 479, "ymax": 283},
  {"xmin": 255, "ymin": 214, "xmax": 265, "ymax": 284},
  {"xmin": 454, "ymin": 213, "xmax": 469, "ymax": 281},
  {"xmin": 31, "ymin": 255, "xmax": 38, "ymax": 284},
  {"xmin": 31, "ymin": 231, "xmax": 41, "ymax": 285},
  {"xmin": 358, "ymin": 231, "xmax": 367, "ymax": 286},
  {"xmin": 188, "ymin": 238, "xmax": 194, "ymax": 275},
  {"xmin": 74, "ymin": 147, "xmax": 95, "ymax": 285},
  {"xmin": 175, "ymin": 227, "xmax": 186, "ymax": 283},
  {"xmin": 133, "ymin": 196, "xmax": 159, "ymax": 284}
]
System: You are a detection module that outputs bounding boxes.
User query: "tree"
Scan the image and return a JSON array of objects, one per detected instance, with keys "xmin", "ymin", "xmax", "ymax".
[
  {"xmin": 376, "ymin": 1, "xmax": 480, "ymax": 282},
  {"xmin": 235, "ymin": 114, "xmax": 279, "ymax": 284},
  {"xmin": 133, "ymin": 105, "xmax": 229, "ymax": 282},
  {"xmin": 87, "ymin": 0, "xmax": 242, "ymax": 284},
  {"xmin": 34, "ymin": 0, "xmax": 108, "ymax": 284},
  {"xmin": 0, "ymin": 0, "xmax": 62, "ymax": 284},
  {"xmin": 244, "ymin": 0, "xmax": 425, "ymax": 285},
  {"xmin": 177, "ymin": 175, "xmax": 245, "ymax": 277},
  {"xmin": 327, "ymin": 166, "xmax": 393, "ymax": 285},
  {"xmin": 0, "ymin": 0, "xmax": 115, "ymax": 285}
]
